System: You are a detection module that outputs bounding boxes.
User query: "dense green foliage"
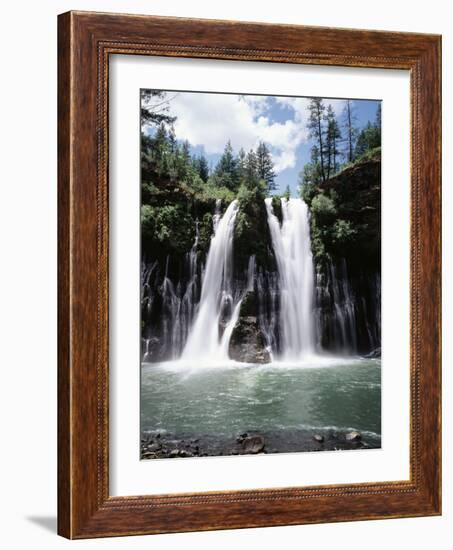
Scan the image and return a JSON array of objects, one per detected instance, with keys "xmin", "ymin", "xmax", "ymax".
[
  {"xmin": 140, "ymin": 91, "xmax": 277, "ymax": 274},
  {"xmin": 301, "ymin": 149, "xmax": 381, "ymax": 267}
]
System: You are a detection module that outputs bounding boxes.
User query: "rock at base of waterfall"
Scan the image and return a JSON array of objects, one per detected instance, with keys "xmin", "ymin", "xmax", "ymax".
[
  {"xmin": 229, "ymin": 317, "xmax": 271, "ymax": 364},
  {"xmin": 364, "ymin": 347, "xmax": 381, "ymax": 359},
  {"xmin": 241, "ymin": 435, "xmax": 265, "ymax": 454},
  {"xmin": 142, "ymin": 337, "xmax": 162, "ymax": 362},
  {"xmin": 228, "ymin": 291, "xmax": 271, "ymax": 364},
  {"xmin": 345, "ymin": 431, "xmax": 362, "ymax": 442}
]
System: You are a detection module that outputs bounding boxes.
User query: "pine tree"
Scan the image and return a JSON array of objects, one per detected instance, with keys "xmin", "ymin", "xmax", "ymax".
[
  {"xmin": 141, "ymin": 90, "xmax": 176, "ymax": 128},
  {"xmin": 343, "ymin": 100, "xmax": 358, "ymax": 163},
  {"xmin": 325, "ymin": 105, "xmax": 342, "ymax": 177},
  {"xmin": 301, "ymin": 145, "xmax": 322, "ymax": 186},
  {"xmin": 307, "ymin": 98, "xmax": 327, "ymax": 182},
  {"xmin": 355, "ymin": 121, "xmax": 381, "ymax": 158},
  {"xmin": 256, "ymin": 141, "xmax": 277, "ymax": 191},
  {"xmin": 283, "ymin": 184, "xmax": 291, "ymax": 199},
  {"xmin": 375, "ymin": 103, "xmax": 382, "ymax": 144},
  {"xmin": 375, "ymin": 103, "xmax": 382, "ymax": 130},
  {"xmin": 194, "ymin": 155, "xmax": 209, "ymax": 182},
  {"xmin": 214, "ymin": 141, "xmax": 239, "ymax": 191},
  {"xmin": 152, "ymin": 123, "xmax": 169, "ymax": 176},
  {"xmin": 236, "ymin": 147, "xmax": 247, "ymax": 183},
  {"xmin": 245, "ymin": 149, "xmax": 259, "ymax": 187}
]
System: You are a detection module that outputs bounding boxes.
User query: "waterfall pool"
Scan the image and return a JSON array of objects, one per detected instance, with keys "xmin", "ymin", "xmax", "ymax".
[{"xmin": 141, "ymin": 357, "xmax": 381, "ymax": 458}]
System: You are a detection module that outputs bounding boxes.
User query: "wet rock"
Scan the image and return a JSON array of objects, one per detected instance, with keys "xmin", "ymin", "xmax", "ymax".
[
  {"xmin": 345, "ymin": 431, "xmax": 362, "ymax": 442},
  {"xmin": 147, "ymin": 443, "xmax": 162, "ymax": 452},
  {"xmin": 313, "ymin": 434, "xmax": 324, "ymax": 443},
  {"xmin": 364, "ymin": 347, "xmax": 381, "ymax": 359},
  {"xmin": 142, "ymin": 451, "xmax": 156, "ymax": 459},
  {"xmin": 142, "ymin": 337, "xmax": 161, "ymax": 362},
  {"xmin": 242, "ymin": 435, "xmax": 265, "ymax": 454},
  {"xmin": 179, "ymin": 450, "xmax": 193, "ymax": 458},
  {"xmin": 236, "ymin": 432, "xmax": 248, "ymax": 443},
  {"xmin": 169, "ymin": 449, "xmax": 180, "ymax": 457},
  {"xmin": 228, "ymin": 292, "xmax": 271, "ymax": 364}
]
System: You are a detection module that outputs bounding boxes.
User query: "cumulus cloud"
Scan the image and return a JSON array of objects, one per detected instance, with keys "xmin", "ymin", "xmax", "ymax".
[{"xmin": 155, "ymin": 92, "xmax": 348, "ymax": 174}]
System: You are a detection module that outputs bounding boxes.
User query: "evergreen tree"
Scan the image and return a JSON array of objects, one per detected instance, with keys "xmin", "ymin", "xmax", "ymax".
[
  {"xmin": 256, "ymin": 141, "xmax": 277, "ymax": 191},
  {"xmin": 307, "ymin": 98, "xmax": 327, "ymax": 182},
  {"xmin": 152, "ymin": 123, "xmax": 169, "ymax": 176},
  {"xmin": 168, "ymin": 126, "xmax": 177, "ymax": 152},
  {"xmin": 283, "ymin": 184, "xmax": 291, "ymax": 199},
  {"xmin": 214, "ymin": 141, "xmax": 239, "ymax": 190},
  {"xmin": 236, "ymin": 147, "xmax": 247, "ymax": 183},
  {"xmin": 244, "ymin": 149, "xmax": 259, "ymax": 187},
  {"xmin": 325, "ymin": 105, "xmax": 342, "ymax": 177},
  {"xmin": 355, "ymin": 121, "xmax": 381, "ymax": 158},
  {"xmin": 300, "ymin": 146, "xmax": 323, "ymax": 186},
  {"xmin": 375, "ymin": 103, "xmax": 382, "ymax": 131},
  {"xmin": 141, "ymin": 90, "xmax": 176, "ymax": 128},
  {"xmin": 343, "ymin": 100, "xmax": 358, "ymax": 163},
  {"xmin": 194, "ymin": 155, "xmax": 209, "ymax": 182}
]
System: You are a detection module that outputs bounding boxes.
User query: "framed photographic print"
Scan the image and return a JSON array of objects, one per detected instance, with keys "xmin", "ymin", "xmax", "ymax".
[{"xmin": 58, "ymin": 11, "xmax": 441, "ymax": 539}]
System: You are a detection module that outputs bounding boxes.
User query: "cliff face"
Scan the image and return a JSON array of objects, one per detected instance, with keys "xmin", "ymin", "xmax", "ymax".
[
  {"xmin": 141, "ymin": 152, "xmax": 381, "ymax": 362},
  {"xmin": 304, "ymin": 151, "xmax": 381, "ymax": 355}
]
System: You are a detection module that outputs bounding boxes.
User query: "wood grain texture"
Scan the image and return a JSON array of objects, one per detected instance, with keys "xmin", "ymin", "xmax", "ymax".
[{"xmin": 57, "ymin": 10, "xmax": 442, "ymax": 539}]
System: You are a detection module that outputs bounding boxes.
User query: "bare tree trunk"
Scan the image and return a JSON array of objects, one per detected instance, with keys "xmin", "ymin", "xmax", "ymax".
[
  {"xmin": 316, "ymin": 104, "xmax": 326, "ymax": 182},
  {"xmin": 347, "ymin": 100, "xmax": 354, "ymax": 163}
]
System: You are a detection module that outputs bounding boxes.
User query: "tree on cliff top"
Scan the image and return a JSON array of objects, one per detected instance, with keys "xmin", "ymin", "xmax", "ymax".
[
  {"xmin": 141, "ymin": 90, "xmax": 176, "ymax": 129},
  {"xmin": 307, "ymin": 98, "xmax": 327, "ymax": 183},
  {"xmin": 256, "ymin": 141, "xmax": 277, "ymax": 192},
  {"xmin": 213, "ymin": 141, "xmax": 240, "ymax": 191}
]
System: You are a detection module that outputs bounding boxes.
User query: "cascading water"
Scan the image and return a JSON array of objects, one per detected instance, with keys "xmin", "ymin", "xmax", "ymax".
[
  {"xmin": 265, "ymin": 197, "xmax": 316, "ymax": 360},
  {"xmin": 181, "ymin": 200, "xmax": 239, "ymax": 361},
  {"xmin": 142, "ymin": 196, "xmax": 379, "ymax": 364}
]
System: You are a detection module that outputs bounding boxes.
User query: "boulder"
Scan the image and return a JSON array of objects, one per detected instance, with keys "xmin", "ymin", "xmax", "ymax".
[
  {"xmin": 147, "ymin": 442, "xmax": 162, "ymax": 452},
  {"xmin": 345, "ymin": 431, "xmax": 362, "ymax": 442},
  {"xmin": 229, "ymin": 292, "xmax": 271, "ymax": 364},
  {"xmin": 242, "ymin": 435, "xmax": 265, "ymax": 454},
  {"xmin": 364, "ymin": 347, "xmax": 381, "ymax": 359}
]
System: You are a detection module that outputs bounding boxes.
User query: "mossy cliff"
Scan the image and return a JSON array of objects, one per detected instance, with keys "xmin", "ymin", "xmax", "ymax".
[{"xmin": 302, "ymin": 149, "xmax": 381, "ymax": 354}]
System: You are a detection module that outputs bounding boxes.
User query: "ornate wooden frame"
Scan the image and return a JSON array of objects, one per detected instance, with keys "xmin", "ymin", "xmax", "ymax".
[{"xmin": 58, "ymin": 11, "xmax": 441, "ymax": 539}]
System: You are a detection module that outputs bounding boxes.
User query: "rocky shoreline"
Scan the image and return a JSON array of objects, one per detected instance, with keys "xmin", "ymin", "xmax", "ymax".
[{"xmin": 140, "ymin": 428, "xmax": 380, "ymax": 460}]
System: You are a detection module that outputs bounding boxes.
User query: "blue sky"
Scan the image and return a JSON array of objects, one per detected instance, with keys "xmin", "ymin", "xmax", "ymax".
[{"xmin": 145, "ymin": 91, "xmax": 380, "ymax": 196}]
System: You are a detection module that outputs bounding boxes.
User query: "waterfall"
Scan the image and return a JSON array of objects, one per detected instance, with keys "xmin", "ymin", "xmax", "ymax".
[
  {"xmin": 181, "ymin": 200, "xmax": 239, "ymax": 361},
  {"xmin": 265, "ymin": 198, "xmax": 316, "ymax": 359}
]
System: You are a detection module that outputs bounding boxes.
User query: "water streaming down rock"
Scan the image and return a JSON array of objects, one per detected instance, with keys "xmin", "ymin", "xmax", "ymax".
[
  {"xmin": 141, "ymin": 224, "xmax": 201, "ymax": 361},
  {"xmin": 181, "ymin": 200, "xmax": 240, "ymax": 361},
  {"xmin": 314, "ymin": 258, "xmax": 381, "ymax": 355},
  {"xmin": 141, "ymin": 195, "xmax": 380, "ymax": 363},
  {"xmin": 256, "ymin": 268, "xmax": 280, "ymax": 357},
  {"xmin": 264, "ymin": 198, "xmax": 316, "ymax": 359}
]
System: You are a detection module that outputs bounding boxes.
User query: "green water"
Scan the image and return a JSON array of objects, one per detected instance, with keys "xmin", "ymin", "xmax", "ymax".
[{"xmin": 141, "ymin": 357, "xmax": 381, "ymax": 445}]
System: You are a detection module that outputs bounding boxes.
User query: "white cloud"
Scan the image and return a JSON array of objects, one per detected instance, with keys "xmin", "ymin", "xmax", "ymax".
[{"xmin": 165, "ymin": 93, "xmax": 310, "ymax": 173}]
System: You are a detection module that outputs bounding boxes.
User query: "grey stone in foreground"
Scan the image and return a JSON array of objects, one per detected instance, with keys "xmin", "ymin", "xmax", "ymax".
[
  {"xmin": 140, "ymin": 428, "xmax": 379, "ymax": 460},
  {"xmin": 241, "ymin": 435, "xmax": 265, "ymax": 454}
]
